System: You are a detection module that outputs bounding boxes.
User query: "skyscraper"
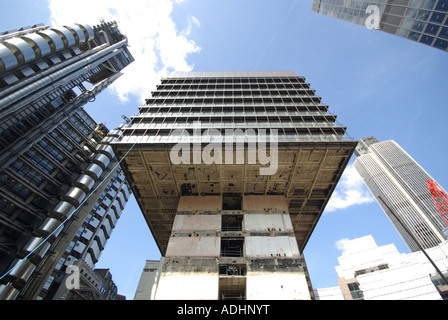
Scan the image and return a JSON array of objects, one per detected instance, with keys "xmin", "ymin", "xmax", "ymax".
[
  {"xmin": 0, "ymin": 21, "xmax": 134, "ymax": 300},
  {"xmin": 311, "ymin": 0, "xmax": 448, "ymax": 52},
  {"xmin": 112, "ymin": 70, "xmax": 357, "ymax": 300},
  {"xmin": 354, "ymin": 137, "xmax": 448, "ymax": 252}
]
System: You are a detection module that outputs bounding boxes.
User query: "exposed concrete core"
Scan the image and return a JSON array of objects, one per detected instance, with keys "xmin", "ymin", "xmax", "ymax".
[
  {"xmin": 149, "ymin": 195, "xmax": 313, "ymax": 300},
  {"xmin": 115, "ymin": 145, "xmax": 356, "ymax": 254}
]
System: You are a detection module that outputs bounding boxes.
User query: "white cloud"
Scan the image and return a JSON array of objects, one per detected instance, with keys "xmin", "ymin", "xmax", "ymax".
[
  {"xmin": 47, "ymin": 0, "xmax": 201, "ymax": 103},
  {"xmin": 335, "ymin": 238, "xmax": 350, "ymax": 252},
  {"xmin": 325, "ymin": 164, "xmax": 375, "ymax": 213}
]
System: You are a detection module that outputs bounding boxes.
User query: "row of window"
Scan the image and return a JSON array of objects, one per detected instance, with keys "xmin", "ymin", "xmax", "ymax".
[
  {"xmin": 141, "ymin": 104, "xmax": 329, "ymax": 113},
  {"xmin": 145, "ymin": 96, "xmax": 323, "ymax": 106},
  {"xmin": 161, "ymin": 77, "xmax": 305, "ymax": 85},
  {"xmin": 156, "ymin": 83, "xmax": 311, "ymax": 91},
  {"xmin": 152, "ymin": 90, "xmax": 316, "ymax": 99}
]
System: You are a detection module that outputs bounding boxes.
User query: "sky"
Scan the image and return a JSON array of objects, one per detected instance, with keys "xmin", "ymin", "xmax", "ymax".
[{"xmin": 1, "ymin": 0, "xmax": 447, "ymax": 299}]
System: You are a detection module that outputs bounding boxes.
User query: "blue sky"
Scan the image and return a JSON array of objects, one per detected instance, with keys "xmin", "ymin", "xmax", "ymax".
[{"xmin": 1, "ymin": 0, "xmax": 447, "ymax": 299}]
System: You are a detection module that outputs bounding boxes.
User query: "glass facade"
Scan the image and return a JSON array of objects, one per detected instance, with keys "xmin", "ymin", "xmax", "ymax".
[{"xmin": 312, "ymin": 0, "xmax": 448, "ymax": 51}]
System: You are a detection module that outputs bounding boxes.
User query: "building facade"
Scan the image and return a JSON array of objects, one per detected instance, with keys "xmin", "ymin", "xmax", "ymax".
[
  {"xmin": 314, "ymin": 235, "xmax": 448, "ymax": 300},
  {"xmin": 40, "ymin": 165, "xmax": 131, "ymax": 300},
  {"xmin": 354, "ymin": 137, "xmax": 448, "ymax": 252},
  {"xmin": 311, "ymin": 0, "xmax": 448, "ymax": 52},
  {"xmin": 0, "ymin": 21, "xmax": 134, "ymax": 300},
  {"xmin": 112, "ymin": 70, "xmax": 357, "ymax": 300}
]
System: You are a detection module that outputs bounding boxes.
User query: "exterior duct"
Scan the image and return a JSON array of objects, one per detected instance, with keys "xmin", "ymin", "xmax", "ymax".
[
  {"xmin": 64, "ymin": 25, "xmax": 86, "ymax": 45},
  {"xmin": 0, "ymin": 39, "xmax": 127, "ymax": 112},
  {"xmin": 48, "ymin": 201, "xmax": 75, "ymax": 221},
  {"xmin": 21, "ymin": 33, "xmax": 52, "ymax": 59},
  {"xmin": 73, "ymin": 174, "xmax": 95, "ymax": 193},
  {"xmin": 95, "ymin": 144, "xmax": 114, "ymax": 159},
  {"xmin": 0, "ymin": 43, "xmax": 18, "ymax": 73},
  {"xmin": 0, "ymin": 284, "xmax": 20, "ymax": 300},
  {"xmin": 34, "ymin": 217, "xmax": 63, "ymax": 240},
  {"xmin": 2, "ymin": 37, "xmax": 36, "ymax": 66},
  {"xmin": 52, "ymin": 27, "xmax": 76, "ymax": 48},
  {"xmin": 37, "ymin": 29, "xmax": 65, "ymax": 52},
  {"xmin": 17, "ymin": 237, "xmax": 51, "ymax": 264},
  {"xmin": 0, "ymin": 23, "xmax": 93, "ymax": 74},
  {"xmin": 83, "ymin": 163, "xmax": 104, "ymax": 180},
  {"xmin": 75, "ymin": 23, "xmax": 94, "ymax": 42},
  {"xmin": 92, "ymin": 153, "xmax": 110, "ymax": 170},
  {"xmin": 6, "ymin": 259, "xmax": 36, "ymax": 284},
  {"xmin": 61, "ymin": 187, "xmax": 86, "ymax": 207}
]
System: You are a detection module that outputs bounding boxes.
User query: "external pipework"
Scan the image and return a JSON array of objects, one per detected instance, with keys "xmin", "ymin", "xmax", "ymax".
[
  {"xmin": 0, "ymin": 141, "xmax": 115, "ymax": 300},
  {"xmin": 0, "ymin": 37, "xmax": 128, "ymax": 114},
  {"xmin": 0, "ymin": 23, "xmax": 94, "ymax": 75}
]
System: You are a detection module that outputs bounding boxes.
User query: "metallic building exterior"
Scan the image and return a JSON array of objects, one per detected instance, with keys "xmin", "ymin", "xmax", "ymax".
[
  {"xmin": 311, "ymin": 0, "xmax": 448, "ymax": 52},
  {"xmin": 0, "ymin": 21, "xmax": 134, "ymax": 300},
  {"xmin": 112, "ymin": 70, "xmax": 357, "ymax": 299},
  {"xmin": 354, "ymin": 137, "xmax": 448, "ymax": 252}
]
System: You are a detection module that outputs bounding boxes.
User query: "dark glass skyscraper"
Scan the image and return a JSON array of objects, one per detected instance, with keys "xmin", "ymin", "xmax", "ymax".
[
  {"xmin": 0, "ymin": 21, "xmax": 134, "ymax": 300},
  {"xmin": 311, "ymin": 0, "xmax": 448, "ymax": 52}
]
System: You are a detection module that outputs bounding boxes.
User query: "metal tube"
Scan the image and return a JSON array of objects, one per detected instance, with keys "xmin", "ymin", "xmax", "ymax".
[{"xmin": 0, "ymin": 36, "xmax": 126, "ymax": 113}]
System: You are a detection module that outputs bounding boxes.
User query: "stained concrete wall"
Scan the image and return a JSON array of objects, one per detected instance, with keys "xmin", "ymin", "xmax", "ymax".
[
  {"xmin": 155, "ymin": 273, "xmax": 219, "ymax": 300},
  {"xmin": 134, "ymin": 259, "xmax": 163, "ymax": 300},
  {"xmin": 152, "ymin": 195, "xmax": 312, "ymax": 300},
  {"xmin": 245, "ymin": 236, "xmax": 300, "ymax": 258},
  {"xmin": 244, "ymin": 214, "xmax": 293, "ymax": 232},
  {"xmin": 172, "ymin": 214, "xmax": 221, "ymax": 232},
  {"xmin": 165, "ymin": 236, "xmax": 220, "ymax": 257}
]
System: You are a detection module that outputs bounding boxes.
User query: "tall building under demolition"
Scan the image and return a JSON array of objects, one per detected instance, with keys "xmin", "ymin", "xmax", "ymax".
[{"xmin": 112, "ymin": 71, "xmax": 357, "ymax": 300}]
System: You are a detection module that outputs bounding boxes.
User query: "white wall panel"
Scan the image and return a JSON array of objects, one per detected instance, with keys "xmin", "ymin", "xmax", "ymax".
[
  {"xmin": 155, "ymin": 273, "xmax": 219, "ymax": 300},
  {"xmin": 246, "ymin": 272, "xmax": 310, "ymax": 300},
  {"xmin": 244, "ymin": 214, "xmax": 293, "ymax": 232},
  {"xmin": 245, "ymin": 236, "xmax": 300, "ymax": 258},
  {"xmin": 166, "ymin": 236, "xmax": 220, "ymax": 257},
  {"xmin": 172, "ymin": 215, "xmax": 221, "ymax": 232}
]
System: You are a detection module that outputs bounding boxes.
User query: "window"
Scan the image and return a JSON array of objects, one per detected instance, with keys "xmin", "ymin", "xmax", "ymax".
[
  {"xmin": 221, "ymin": 238, "xmax": 244, "ymax": 257},
  {"xmin": 222, "ymin": 194, "xmax": 242, "ymax": 210},
  {"xmin": 430, "ymin": 12, "xmax": 446, "ymax": 23},
  {"xmin": 348, "ymin": 282, "xmax": 364, "ymax": 300},
  {"xmin": 222, "ymin": 215, "xmax": 243, "ymax": 231},
  {"xmin": 218, "ymin": 277, "xmax": 246, "ymax": 300}
]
